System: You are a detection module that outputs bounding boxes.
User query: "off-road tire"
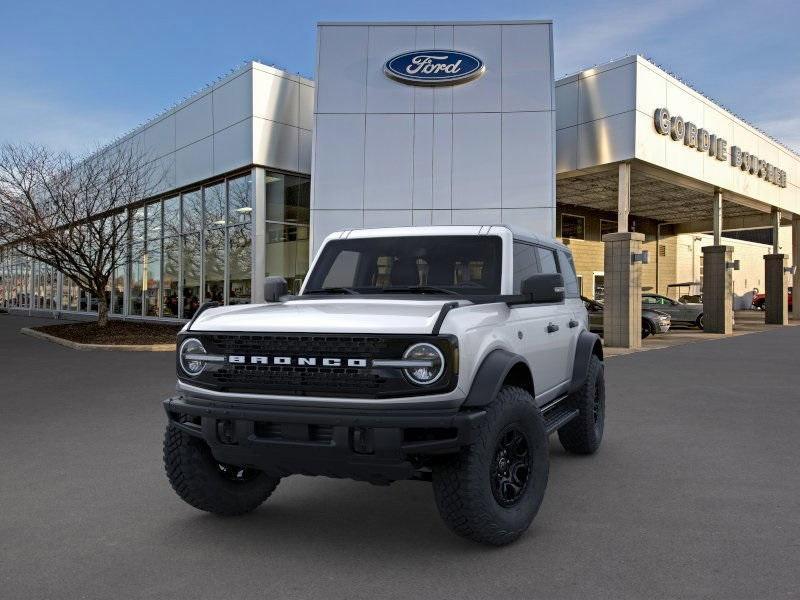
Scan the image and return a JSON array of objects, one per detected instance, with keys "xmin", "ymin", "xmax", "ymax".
[
  {"xmin": 641, "ymin": 319, "xmax": 652, "ymax": 339},
  {"xmin": 696, "ymin": 314, "xmax": 705, "ymax": 329},
  {"xmin": 558, "ymin": 354, "xmax": 605, "ymax": 455},
  {"xmin": 164, "ymin": 422, "xmax": 280, "ymax": 516},
  {"xmin": 432, "ymin": 386, "xmax": 549, "ymax": 546}
]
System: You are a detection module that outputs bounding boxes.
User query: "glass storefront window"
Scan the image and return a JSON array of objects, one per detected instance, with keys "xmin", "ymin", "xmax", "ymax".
[
  {"xmin": 228, "ymin": 224, "xmax": 251, "ymax": 304},
  {"xmin": 266, "ymin": 223, "xmax": 309, "ymax": 294},
  {"xmin": 204, "ymin": 182, "xmax": 226, "ymax": 228},
  {"xmin": 144, "ymin": 240, "xmax": 161, "ymax": 317},
  {"xmin": 146, "ymin": 200, "xmax": 162, "ymax": 241},
  {"xmin": 181, "ymin": 233, "xmax": 201, "ymax": 319},
  {"xmin": 163, "ymin": 196, "xmax": 180, "ymax": 237},
  {"xmin": 228, "ymin": 175, "xmax": 251, "ymax": 225},
  {"xmin": 204, "ymin": 227, "xmax": 225, "ymax": 303},
  {"xmin": 112, "ymin": 264, "xmax": 124, "ymax": 314},
  {"xmin": 182, "ymin": 189, "xmax": 201, "ymax": 233},
  {"xmin": 131, "ymin": 207, "xmax": 145, "ymax": 244},
  {"xmin": 129, "ymin": 243, "xmax": 143, "ymax": 316},
  {"xmin": 162, "ymin": 236, "xmax": 179, "ymax": 317}
]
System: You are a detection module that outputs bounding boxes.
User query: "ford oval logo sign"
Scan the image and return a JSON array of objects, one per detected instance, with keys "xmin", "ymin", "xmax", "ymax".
[{"xmin": 384, "ymin": 50, "xmax": 485, "ymax": 86}]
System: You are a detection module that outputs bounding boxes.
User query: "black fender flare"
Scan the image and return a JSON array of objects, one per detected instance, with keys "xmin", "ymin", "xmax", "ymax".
[
  {"xmin": 568, "ymin": 330, "xmax": 603, "ymax": 394},
  {"xmin": 462, "ymin": 349, "xmax": 532, "ymax": 407}
]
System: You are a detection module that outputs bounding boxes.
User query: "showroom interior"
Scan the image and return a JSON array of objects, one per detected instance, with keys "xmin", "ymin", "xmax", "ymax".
[{"xmin": 1, "ymin": 22, "xmax": 799, "ymax": 348}]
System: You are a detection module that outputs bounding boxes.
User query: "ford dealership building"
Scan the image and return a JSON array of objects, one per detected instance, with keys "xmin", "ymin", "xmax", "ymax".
[{"xmin": 1, "ymin": 20, "xmax": 799, "ymax": 346}]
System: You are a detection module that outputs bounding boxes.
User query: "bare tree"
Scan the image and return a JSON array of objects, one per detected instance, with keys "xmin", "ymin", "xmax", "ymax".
[{"xmin": 0, "ymin": 142, "xmax": 163, "ymax": 326}]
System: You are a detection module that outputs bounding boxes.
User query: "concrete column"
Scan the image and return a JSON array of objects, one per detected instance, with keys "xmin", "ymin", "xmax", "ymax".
[
  {"xmin": 251, "ymin": 167, "xmax": 267, "ymax": 303},
  {"xmin": 764, "ymin": 253, "xmax": 788, "ymax": 325},
  {"xmin": 617, "ymin": 163, "xmax": 631, "ymax": 233},
  {"xmin": 601, "ymin": 231, "xmax": 644, "ymax": 348},
  {"xmin": 772, "ymin": 208, "xmax": 781, "ymax": 254},
  {"xmin": 712, "ymin": 189, "xmax": 723, "ymax": 246},
  {"xmin": 792, "ymin": 216, "xmax": 800, "ymax": 321},
  {"xmin": 701, "ymin": 246, "xmax": 733, "ymax": 334}
]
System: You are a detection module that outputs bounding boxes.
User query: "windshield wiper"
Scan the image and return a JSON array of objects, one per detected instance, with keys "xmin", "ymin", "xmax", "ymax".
[
  {"xmin": 303, "ymin": 287, "xmax": 359, "ymax": 295},
  {"xmin": 380, "ymin": 285, "xmax": 460, "ymax": 296}
]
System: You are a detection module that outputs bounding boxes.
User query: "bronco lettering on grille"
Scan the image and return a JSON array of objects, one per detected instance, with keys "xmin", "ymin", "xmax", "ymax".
[{"xmin": 227, "ymin": 355, "xmax": 369, "ymax": 368}]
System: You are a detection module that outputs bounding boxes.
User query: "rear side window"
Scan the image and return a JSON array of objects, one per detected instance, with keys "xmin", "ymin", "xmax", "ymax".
[
  {"xmin": 512, "ymin": 242, "xmax": 540, "ymax": 293},
  {"xmin": 558, "ymin": 250, "xmax": 580, "ymax": 298}
]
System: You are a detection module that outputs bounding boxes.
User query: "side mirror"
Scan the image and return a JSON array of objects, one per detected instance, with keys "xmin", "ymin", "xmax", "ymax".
[
  {"xmin": 518, "ymin": 273, "xmax": 565, "ymax": 304},
  {"xmin": 264, "ymin": 276, "xmax": 288, "ymax": 302}
]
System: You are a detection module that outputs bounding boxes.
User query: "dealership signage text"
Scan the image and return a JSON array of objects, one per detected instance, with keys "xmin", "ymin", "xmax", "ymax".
[{"xmin": 654, "ymin": 108, "xmax": 787, "ymax": 188}]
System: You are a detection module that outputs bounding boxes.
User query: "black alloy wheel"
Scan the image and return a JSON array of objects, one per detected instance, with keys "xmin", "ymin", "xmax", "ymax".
[{"xmin": 490, "ymin": 425, "xmax": 532, "ymax": 507}]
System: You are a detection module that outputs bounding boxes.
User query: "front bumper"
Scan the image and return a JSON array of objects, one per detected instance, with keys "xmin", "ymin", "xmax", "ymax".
[
  {"xmin": 656, "ymin": 321, "xmax": 671, "ymax": 333},
  {"xmin": 163, "ymin": 395, "xmax": 485, "ymax": 483}
]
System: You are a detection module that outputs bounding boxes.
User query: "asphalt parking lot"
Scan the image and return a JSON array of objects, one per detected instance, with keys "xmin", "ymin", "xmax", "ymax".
[{"xmin": 1, "ymin": 314, "xmax": 799, "ymax": 600}]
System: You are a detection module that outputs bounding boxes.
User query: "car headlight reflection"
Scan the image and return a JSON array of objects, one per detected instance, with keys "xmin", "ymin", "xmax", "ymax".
[{"xmin": 403, "ymin": 343, "xmax": 445, "ymax": 386}]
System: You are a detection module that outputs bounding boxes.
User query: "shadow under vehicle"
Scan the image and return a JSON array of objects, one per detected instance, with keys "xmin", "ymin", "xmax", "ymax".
[{"xmin": 582, "ymin": 296, "xmax": 670, "ymax": 339}]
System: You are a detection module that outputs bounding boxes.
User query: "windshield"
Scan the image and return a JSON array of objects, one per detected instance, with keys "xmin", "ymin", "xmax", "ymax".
[{"xmin": 303, "ymin": 235, "xmax": 502, "ymax": 296}]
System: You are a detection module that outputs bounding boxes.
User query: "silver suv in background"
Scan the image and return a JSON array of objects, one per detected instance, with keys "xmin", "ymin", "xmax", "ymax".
[{"xmin": 582, "ymin": 296, "xmax": 670, "ymax": 339}]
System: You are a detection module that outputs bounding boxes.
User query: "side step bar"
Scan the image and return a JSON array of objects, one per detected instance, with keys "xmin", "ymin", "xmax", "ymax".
[{"xmin": 540, "ymin": 395, "xmax": 579, "ymax": 434}]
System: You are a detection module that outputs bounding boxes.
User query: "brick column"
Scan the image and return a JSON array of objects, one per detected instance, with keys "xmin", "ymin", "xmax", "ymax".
[
  {"xmin": 602, "ymin": 232, "xmax": 644, "ymax": 348},
  {"xmin": 701, "ymin": 246, "xmax": 733, "ymax": 334},
  {"xmin": 764, "ymin": 254, "xmax": 788, "ymax": 325}
]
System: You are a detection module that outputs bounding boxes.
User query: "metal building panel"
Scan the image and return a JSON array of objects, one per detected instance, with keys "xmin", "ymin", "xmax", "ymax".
[
  {"xmin": 366, "ymin": 26, "xmax": 415, "ymax": 114},
  {"xmin": 578, "ymin": 62, "xmax": 636, "ymax": 124},
  {"xmin": 253, "ymin": 70, "xmax": 300, "ymax": 127},
  {"xmin": 413, "ymin": 114, "xmax": 434, "ymax": 210},
  {"xmin": 502, "ymin": 111, "xmax": 553, "ymax": 208},
  {"xmin": 555, "ymin": 81, "xmax": 579, "ymax": 130},
  {"xmin": 143, "ymin": 115, "xmax": 175, "ymax": 160},
  {"xmin": 253, "ymin": 118, "xmax": 299, "ymax": 173},
  {"xmin": 501, "ymin": 23, "xmax": 552, "ymax": 113},
  {"xmin": 635, "ymin": 61, "xmax": 667, "ymax": 118},
  {"xmin": 316, "ymin": 26, "xmax": 369, "ymax": 114},
  {"xmin": 577, "ymin": 112, "xmax": 636, "ymax": 169},
  {"xmin": 451, "ymin": 208, "xmax": 502, "ymax": 225},
  {"xmin": 175, "ymin": 137, "xmax": 213, "ymax": 188},
  {"xmin": 413, "ymin": 26, "xmax": 435, "ymax": 113},
  {"xmin": 432, "ymin": 114, "xmax": 452, "ymax": 210},
  {"xmin": 501, "ymin": 207, "xmax": 554, "ymax": 237},
  {"xmin": 432, "ymin": 26, "xmax": 454, "ymax": 114},
  {"xmin": 556, "ymin": 126, "xmax": 579, "ymax": 173},
  {"xmin": 175, "ymin": 93, "xmax": 213, "ymax": 150},
  {"xmin": 299, "ymin": 84, "xmax": 314, "ymax": 131},
  {"xmin": 363, "ymin": 210, "xmax": 413, "ymax": 228},
  {"xmin": 213, "ymin": 71, "xmax": 254, "ymax": 132},
  {"xmin": 364, "ymin": 114, "xmax": 414, "ymax": 210},
  {"xmin": 452, "ymin": 25, "xmax": 502, "ymax": 113},
  {"xmin": 452, "ymin": 113, "xmax": 502, "ymax": 209},
  {"xmin": 312, "ymin": 114, "xmax": 365, "ymax": 210},
  {"xmin": 311, "ymin": 209, "xmax": 364, "ymax": 254},
  {"xmin": 298, "ymin": 129, "xmax": 312, "ymax": 175},
  {"xmin": 213, "ymin": 118, "xmax": 253, "ymax": 175}
]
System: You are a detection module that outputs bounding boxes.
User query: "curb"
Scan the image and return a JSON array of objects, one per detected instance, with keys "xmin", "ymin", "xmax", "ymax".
[{"xmin": 20, "ymin": 328, "xmax": 175, "ymax": 352}]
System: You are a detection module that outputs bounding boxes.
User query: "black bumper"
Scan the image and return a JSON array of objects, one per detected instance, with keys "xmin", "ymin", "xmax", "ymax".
[{"xmin": 163, "ymin": 395, "xmax": 485, "ymax": 483}]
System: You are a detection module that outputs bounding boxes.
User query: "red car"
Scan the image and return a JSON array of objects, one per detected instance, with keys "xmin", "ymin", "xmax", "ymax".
[{"xmin": 752, "ymin": 287, "xmax": 793, "ymax": 311}]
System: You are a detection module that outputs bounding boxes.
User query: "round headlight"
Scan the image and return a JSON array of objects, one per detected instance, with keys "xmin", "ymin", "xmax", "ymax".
[
  {"xmin": 403, "ymin": 343, "xmax": 445, "ymax": 386},
  {"xmin": 179, "ymin": 337, "xmax": 207, "ymax": 377}
]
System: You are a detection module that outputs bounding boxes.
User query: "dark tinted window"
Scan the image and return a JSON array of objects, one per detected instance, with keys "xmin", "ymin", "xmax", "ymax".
[
  {"xmin": 558, "ymin": 250, "xmax": 579, "ymax": 298},
  {"xmin": 305, "ymin": 236, "xmax": 502, "ymax": 295},
  {"xmin": 513, "ymin": 242, "xmax": 540, "ymax": 293},
  {"xmin": 536, "ymin": 247, "xmax": 560, "ymax": 274}
]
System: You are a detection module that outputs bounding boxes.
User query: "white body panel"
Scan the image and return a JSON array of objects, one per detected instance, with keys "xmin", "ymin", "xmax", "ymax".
[{"xmin": 185, "ymin": 225, "xmax": 586, "ymax": 407}]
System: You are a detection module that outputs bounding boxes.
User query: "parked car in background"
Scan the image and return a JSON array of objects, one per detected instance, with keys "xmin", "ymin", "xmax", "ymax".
[
  {"xmin": 582, "ymin": 296, "xmax": 670, "ymax": 339},
  {"xmin": 642, "ymin": 293, "xmax": 704, "ymax": 329},
  {"xmin": 752, "ymin": 287, "xmax": 792, "ymax": 311}
]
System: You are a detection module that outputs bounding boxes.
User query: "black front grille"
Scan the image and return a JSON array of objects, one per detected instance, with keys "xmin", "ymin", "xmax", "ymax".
[{"xmin": 180, "ymin": 332, "xmax": 457, "ymax": 399}]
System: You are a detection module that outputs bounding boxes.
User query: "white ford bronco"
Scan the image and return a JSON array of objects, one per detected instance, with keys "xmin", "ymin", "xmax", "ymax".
[{"xmin": 163, "ymin": 225, "xmax": 604, "ymax": 545}]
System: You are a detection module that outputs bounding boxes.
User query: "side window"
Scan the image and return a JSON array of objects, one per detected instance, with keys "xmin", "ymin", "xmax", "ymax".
[
  {"xmin": 642, "ymin": 296, "xmax": 657, "ymax": 305},
  {"xmin": 512, "ymin": 242, "xmax": 539, "ymax": 293},
  {"xmin": 536, "ymin": 247, "xmax": 559, "ymax": 274},
  {"xmin": 321, "ymin": 250, "xmax": 360, "ymax": 288},
  {"xmin": 558, "ymin": 250, "xmax": 580, "ymax": 298}
]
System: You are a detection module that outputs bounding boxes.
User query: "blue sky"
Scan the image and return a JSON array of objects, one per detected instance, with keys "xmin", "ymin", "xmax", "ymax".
[{"xmin": 1, "ymin": 0, "xmax": 798, "ymax": 154}]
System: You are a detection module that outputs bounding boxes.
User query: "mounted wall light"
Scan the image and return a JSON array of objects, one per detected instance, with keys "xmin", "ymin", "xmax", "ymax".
[
  {"xmin": 726, "ymin": 260, "xmax": 741, "ymax": 271},
  {"xmin": 631, "ymin": 250, "xmax": 650, "ymax": 264},
  {"xmin": 785, "ymin": 265, "xmax": 797, "ymax": 275}
]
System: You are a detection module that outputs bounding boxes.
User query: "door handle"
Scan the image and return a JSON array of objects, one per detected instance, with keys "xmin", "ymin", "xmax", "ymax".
[
  {"xmin": 569, "ymin": 319, "xmax": 579, "ymax": 328},
  {"xmin": 547, "ymin": 322, "xmax": 559, "ymax": 333}
]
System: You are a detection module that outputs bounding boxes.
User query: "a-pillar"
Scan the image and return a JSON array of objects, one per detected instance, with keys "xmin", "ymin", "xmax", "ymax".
[
  {"xmin": 601, "ymin": 232, "xmax": 644, "ymax": 348},
  {"xmin": 701, "ymin": 246, "xmax": 733, "ymax": 333},
  {"xmin": 792, "ymin": 215, "xmax": 800, "ymax": 321}
]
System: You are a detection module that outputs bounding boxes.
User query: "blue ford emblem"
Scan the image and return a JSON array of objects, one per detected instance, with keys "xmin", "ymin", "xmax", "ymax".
[{"xmin": 384, "ymin": 50, "xmax": 485, "ymax": 86}]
